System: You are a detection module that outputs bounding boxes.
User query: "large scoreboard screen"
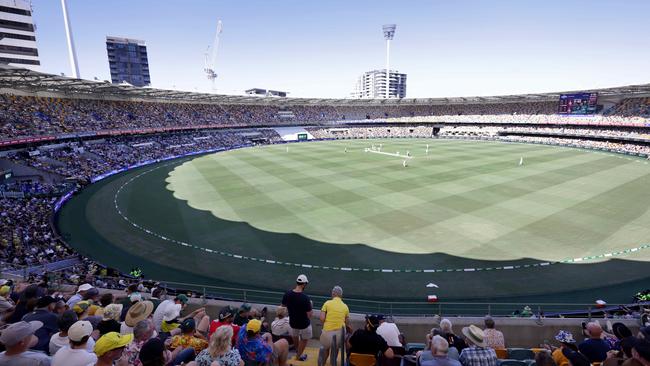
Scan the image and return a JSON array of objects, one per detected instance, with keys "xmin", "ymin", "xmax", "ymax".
[{"xmin": 558, "ymin": 93, "xmax": 598, "ymax": 115}]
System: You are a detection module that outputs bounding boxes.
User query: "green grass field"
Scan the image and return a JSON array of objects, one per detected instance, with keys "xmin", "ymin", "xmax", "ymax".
[{"xmin": 57, "ymin": 139, "xmax": 650, "ymax": 302}]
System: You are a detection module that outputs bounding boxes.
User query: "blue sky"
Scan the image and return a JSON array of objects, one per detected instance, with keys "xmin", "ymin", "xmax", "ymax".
[{"xmin": 33, "ymin": 0, "xmax": 650, "ymax": 98}]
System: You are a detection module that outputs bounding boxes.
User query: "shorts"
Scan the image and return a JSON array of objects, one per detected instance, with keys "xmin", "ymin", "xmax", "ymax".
[
  {"xmin": 320, "ymin": 329, "xmax": 341, "ymax": 349},
  {"xmin": 291, "ymin": 324, "xmax": 313, "ymax": 339}
]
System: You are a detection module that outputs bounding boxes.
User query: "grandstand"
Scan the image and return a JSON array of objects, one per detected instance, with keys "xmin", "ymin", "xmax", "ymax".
[{"xmin": 2, "ymin": 65, "xmax": 650, "ymax": 365}]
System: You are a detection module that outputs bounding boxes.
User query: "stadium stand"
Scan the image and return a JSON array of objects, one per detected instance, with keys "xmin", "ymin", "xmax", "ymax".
[{"xmin": 2, "ymin": 66, "xmax": 650, "ymax": 365}]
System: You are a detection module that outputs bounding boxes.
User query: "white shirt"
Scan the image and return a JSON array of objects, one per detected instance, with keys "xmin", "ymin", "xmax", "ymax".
[
  {"xmin": 51, "ymin": 346, "xmax": 97, "ymax": 366},
  {"xmin": 271, "ymin": 317, "xmax": 291, "ymax": 336},
  {"xmin": 66, "ymin": 294, "xmax": 83, "ymax": 308},
  {"xmin": 152, "ymin": 299, "xmax": 174, "ymax": 332},
  {"xmin": 0, "ymin": 350, "xmax": 51, "ymax": 366},
  {"xmin": 377, "ymin": 322, "xmax": 402, "ymax": 347},
  {"xmin": 49, "ymin": 333, "xmax": 95, "ymax": 355},
  {"xmin": 120, "ymin": 322, "xmax": 134, "ymax": 335}
]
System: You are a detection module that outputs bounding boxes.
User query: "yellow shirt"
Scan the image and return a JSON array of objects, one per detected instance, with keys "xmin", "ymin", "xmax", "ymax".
[
  {"xmin": 321, "ymin": 297, "xmax": 349, "ymax": 332},
  {"xmin": 553, "ymin": 348, "xmax": 569, "ymax": 366},
  {"xmin": 161, "ymin": 320, "xmax": 180, "ymax": 333}
]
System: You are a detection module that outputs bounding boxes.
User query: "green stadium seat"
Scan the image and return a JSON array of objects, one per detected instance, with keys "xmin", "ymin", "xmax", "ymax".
[{"xmin": 507, "ymin": 348, "xmax": 536, "ymax": 361}]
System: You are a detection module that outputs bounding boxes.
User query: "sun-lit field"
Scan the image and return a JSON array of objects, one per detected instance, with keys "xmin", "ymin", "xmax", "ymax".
[{"xmin": 57, "ymin": 139, "xmax": 650, "ymax": 301}]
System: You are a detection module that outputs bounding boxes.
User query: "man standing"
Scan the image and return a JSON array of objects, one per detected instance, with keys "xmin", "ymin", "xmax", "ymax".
[
  {"xmin": 22, "ymin": 296, "xmax": 59, "ymax": 354},
  {"xmin": 0, "ymin": 320, "xmax": 51, "ymax": 365},
  {"xmin": 281, "ymin": 274, "xmax": 312, "ymax": 361},
  {"xmin": 458, "ymin": 325, "xmax": 497, "ymax": 366}
]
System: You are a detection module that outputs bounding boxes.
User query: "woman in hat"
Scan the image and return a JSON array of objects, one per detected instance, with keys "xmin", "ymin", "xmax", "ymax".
[
  {"xmin": 552, "ymin": 330, "xmax": 578, "ymax": 366},
  {"xmin": 97, "ymin": 303, "xmax": 123, "ymax": 337},
  {"xmin": 194, "ymin": 326, "xmax": 243, "ymax": 366},
  {"xmin": 121, "ymin": 300, "xmax": 154, "ymax": 335}
]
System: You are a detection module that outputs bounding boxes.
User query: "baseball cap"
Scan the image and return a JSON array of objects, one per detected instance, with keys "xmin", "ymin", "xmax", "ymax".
[
  {"xmin": 0, "ymin": 321, "xmax": 43, "ymax": 347},
  {"xmin": 239, "ymin": 303, "xmax": 252, "ymax": 312},
  {"xmin": 365, "ymin": 314, "xmax": 380, "ymax": 328},
  {"xmin": 219, "ymin": 306, "xmax": 234, "ymax": 321},
  {"xmin": 180, "ymin": 318, "xmax": 196, "ymax": 332},
  {"xmin": 68, "ymin": 320, "xmax": 93, "ymax": 342},
  {"xmin": 36, "ymin": 296, "xmax": 56, "ymax": 308},
  {"xmin": 77, "ymin": 283, "xmax": 93, "ymax": 292},
  {"xmin": 94, "ymin": 332, "xmax": 133, "ymax": 357},
  {"xmin": 73, "ymin": 301, "xmax": 91, "ymax": 314},
  {"xmin": 296, "ymin": 274, "xmax": 309, "ymax": 284},
  {"xmin": 246, "ymin": 319, "xmax": 262, "ymax": 334},
  {"xmin": 0, "ymin": 279, "xmax": 7, "ymax": 286},
  {"xmin": 174, "ymin": 294, "xmax": 189, "ymax": 304}
]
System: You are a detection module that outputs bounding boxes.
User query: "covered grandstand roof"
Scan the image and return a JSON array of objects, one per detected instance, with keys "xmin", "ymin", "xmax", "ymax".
[{"xmin": 1, "ymin": 64, "xmax": 650, "ymax": 106}]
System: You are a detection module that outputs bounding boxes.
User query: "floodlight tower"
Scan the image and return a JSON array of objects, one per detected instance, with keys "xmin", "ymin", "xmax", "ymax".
[
  {"xmin": 60, "ymin": 0, "xmax": 80, "ymax": 78},
  {"xmin": 382, "ymin": 24, "xmax": 396, "ymax": 99}
]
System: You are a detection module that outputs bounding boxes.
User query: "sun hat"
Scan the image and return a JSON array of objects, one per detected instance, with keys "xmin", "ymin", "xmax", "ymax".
[
  {"xmin": 77, "ymin": 283, "xmax": 93, "ymax": 292},
  {"xmin": 219, "ymin": 306, "xmax": 234, "ymax": 321},
  {"xmin": 162, "ymin": 303, "xmax": 182, "ymax": 322},
  {"xmin": 555, "ymin": 330, "xmax": 576, "ymax": 344},
  {"xmin": 462, "ymin": 325, "xmax": 487, "ymax": 347},
  {"xmin": 612, "ymin": 323, "xmax": 633, "ymax": 340},
  {"xmin": 296, "ymin": 274, "xmax": 309, "ymax": 284},
  {"xmin": 100, "ymin": 303, "xmax": 123, "ymax": 321},
  {"xmin": 139, "ymin": 337, "xmax": 165, "ymax": 364},
  {"xmin": 125, "ymin": 300, "xmax": 154, "ymax": 327},
  {"xmin": 174, "ymin": 294, "xmax": 189, "ymax": 304},
  {"xmin": 562, "ymin": 348, "xmax": 591, "ymax": 366},
  {"xmin": 68, "ymin": 320, "xmax": 93, "ymax": 342},
  {"xmin": 246, "ymin": 319, "xmax": 262, "ymax": 334},
  {"xmin": 0, "ymin": 321, "xmax": 42, "ymax": 347},
  {"xmin": 73, "ymin": 301, "xmax": 91, "ymax": 314},
  {"xmin": 94, "ymin": 332, "xmax": 134, "ymax": 357}
]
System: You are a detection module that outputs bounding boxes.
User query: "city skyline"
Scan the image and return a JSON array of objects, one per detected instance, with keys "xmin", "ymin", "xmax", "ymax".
[{"xmin": 31, "ymin": 0, "xmax": 650, "ymax": 98}]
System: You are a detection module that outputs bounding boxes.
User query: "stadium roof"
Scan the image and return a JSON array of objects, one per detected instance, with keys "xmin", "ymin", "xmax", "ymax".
[{"xmin": 1, "ymin": 64, "xmax": 650, "ymax": 106}]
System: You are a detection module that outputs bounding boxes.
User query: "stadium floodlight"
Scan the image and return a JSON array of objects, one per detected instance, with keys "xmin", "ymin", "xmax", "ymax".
[
  {"xmin": 60, "ymin": 0, "xmax": 80, "ymax": 78},
  {"xmin": 382, "ymin": 24, "xmax": 396, "ymax": 99}
]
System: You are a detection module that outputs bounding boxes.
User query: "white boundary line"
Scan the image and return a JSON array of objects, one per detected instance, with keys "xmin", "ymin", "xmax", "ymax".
[{"xmin": 110, "ymin": 141, "xmax": 650, "ymax": 273}]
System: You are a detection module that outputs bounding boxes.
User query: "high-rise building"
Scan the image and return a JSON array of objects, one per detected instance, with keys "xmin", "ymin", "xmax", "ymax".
[
  {"xmin": 106, "ymin": 36, "xmax": 150, "ymax": 86},
  {"xmin": 0, "ymin": 0, "xmax": 39, "ymax": 70},
  {"xmin": 351, "ymin": 69, "xmax": 406, "ymax": 99}
]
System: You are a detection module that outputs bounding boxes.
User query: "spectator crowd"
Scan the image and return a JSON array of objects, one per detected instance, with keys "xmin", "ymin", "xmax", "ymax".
[{"xmin": 0, "ymin": 274, "xmax": 648, "ymax": 366}]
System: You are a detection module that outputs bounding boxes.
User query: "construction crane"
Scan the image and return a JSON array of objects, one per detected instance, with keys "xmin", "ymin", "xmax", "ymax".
[{"xmin": 204, "ymin": 20, "xmax": 223, "ymax": 90}]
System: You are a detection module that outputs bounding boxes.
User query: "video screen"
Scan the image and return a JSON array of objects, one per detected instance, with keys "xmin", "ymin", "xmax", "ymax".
[{"xmin": 558, "ymin": 93, "xmax": 598, "ymax": 114}]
